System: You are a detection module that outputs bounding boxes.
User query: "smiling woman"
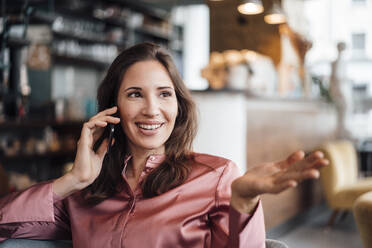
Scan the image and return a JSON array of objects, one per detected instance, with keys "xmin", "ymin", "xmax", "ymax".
[
  {"xmin": 117, "ymin": 60, "xmax": 178, "ymax": 156},
  {"xmin": 0, "ymin": 42, "xmax": 328, "ymax": 248}
]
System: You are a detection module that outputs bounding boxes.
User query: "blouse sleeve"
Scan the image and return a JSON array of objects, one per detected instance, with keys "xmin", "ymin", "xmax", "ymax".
[
  {"xmin": 0, "ymin": 181, "xmax": 71, "ymax": 242},
  {"xmin": 208, "ymin": 161, "xmax": 266, "ymax": 248}
]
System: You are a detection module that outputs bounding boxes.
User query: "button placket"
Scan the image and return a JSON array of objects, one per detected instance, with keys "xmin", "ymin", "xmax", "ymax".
[{"xmin": 129, "ymin": 197, "xmax": 136, "ymax": 215}]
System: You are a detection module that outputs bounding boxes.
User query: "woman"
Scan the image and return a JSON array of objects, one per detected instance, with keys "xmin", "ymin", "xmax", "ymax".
[{"xmin": 0, "ymin": 43, "xmax": 328, "ymax": 247}]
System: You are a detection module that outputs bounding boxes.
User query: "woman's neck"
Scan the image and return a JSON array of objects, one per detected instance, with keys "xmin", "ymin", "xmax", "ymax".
[{"xmin": 126, "ymin": 146, "xmax": 165, "ymax": 180}]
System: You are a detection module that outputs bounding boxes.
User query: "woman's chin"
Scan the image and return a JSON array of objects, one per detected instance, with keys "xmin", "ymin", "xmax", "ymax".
[{"xmin": 136, "ymin": 143, "xmax": 165, "ymax": 153}]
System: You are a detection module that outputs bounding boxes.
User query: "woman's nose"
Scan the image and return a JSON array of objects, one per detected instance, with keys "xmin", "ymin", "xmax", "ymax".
[{"xmin": 142, "ymin": 97, "xmax": 160, "ymax": 117}]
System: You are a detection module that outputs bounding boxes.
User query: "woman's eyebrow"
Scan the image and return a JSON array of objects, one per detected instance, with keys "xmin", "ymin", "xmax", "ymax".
[
  {"xmin": 124, "ymin": 87, "xmax": 142, "ymax": 92},
  {"xmin": 158, "ymin": 86, "xmax": 174, "ymax": 90}
]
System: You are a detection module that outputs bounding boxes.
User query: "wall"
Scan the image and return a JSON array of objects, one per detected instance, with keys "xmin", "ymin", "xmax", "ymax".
[
  {"xmin": 192, "ymin": 91, "xmax": 247, "ymax": 173},
  {"xmin": 172, "ymin": 5, "xmax": 210, "ymax": 90}
]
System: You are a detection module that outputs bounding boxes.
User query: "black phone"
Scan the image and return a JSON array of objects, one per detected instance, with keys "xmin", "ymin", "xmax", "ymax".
[
  {"xmin": 107, "ymin": 106, "xmax": 119, "ymax": 153},
  {"xmin": 107, "ymin": 123, "xmax": 115, "ymax": 153}
]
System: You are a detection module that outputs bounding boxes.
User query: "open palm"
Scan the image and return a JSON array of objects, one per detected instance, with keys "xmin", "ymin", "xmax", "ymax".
[{"xmin": 231, "ymin": 151, "xmax": 328, "ymax": 210}]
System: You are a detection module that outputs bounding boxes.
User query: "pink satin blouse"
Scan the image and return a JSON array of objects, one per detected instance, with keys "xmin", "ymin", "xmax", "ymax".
[{"xmin": 0, "ymin": 153, "xmax": 265, "ymax": 247}]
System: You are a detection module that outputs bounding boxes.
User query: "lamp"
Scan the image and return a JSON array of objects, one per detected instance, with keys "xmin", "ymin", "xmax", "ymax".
[
  {"xmin": 237, "ymin": 0, "xmax": 264, "ymax": 15},
  {"xmin": 264, "ymin": 0, "xmax": 286, "ymax": 24}
]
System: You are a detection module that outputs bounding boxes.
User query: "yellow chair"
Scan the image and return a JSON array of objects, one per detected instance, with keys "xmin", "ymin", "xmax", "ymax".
[
  {"xmin": 353, "ymin": 191, "xmax": 372, "ymax": 248},
  {"xmin": 319, "ymin": 140, "xmax": 372, "ymax": 226}
]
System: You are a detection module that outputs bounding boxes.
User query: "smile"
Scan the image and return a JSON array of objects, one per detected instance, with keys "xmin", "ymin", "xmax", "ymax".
[{"xmin": 136, "ymin": 123, "xmax": 163, "ymax": 130}]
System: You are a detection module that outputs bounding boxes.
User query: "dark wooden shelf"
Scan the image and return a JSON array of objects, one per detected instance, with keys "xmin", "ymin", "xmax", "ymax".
[
  {"xmin": 52, "ymin": 53, "xmax": 111, "ymax": 70},
  {"xmin": 135, "ymin": 26, "xmax": 172, "ymax": 41},
  {"xmin": 0, "ymin": 119, "xmax": 84, "ymax": 130},
  {"xmin": 106, "ymin": 0, "xmax": 169, "ymax": 21},
  {"xmin": 52, "ymin": 30, "xmax": 127, "ymax": 47},
  {"xmin": 0, "ymin": 150, "xmax": 76, "ymax": 163},
  {"xmin": 96, "ymin": 17, "xmax": 129, "ymax": 29}
]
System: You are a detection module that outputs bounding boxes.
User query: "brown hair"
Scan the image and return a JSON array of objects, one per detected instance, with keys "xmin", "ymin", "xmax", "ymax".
[{"xmin": 82, "ymin": 42, "xmax": 197, "ymax": 203}]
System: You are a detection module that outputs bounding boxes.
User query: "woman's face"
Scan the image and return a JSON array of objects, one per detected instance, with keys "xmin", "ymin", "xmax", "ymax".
[{"xmin": 117, "ymin": 60, "xmax": 178, "ymax": 155}]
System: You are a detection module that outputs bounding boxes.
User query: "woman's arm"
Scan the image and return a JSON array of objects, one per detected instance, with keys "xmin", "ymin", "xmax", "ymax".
[
  {"xmin": 0, "ymin": 107, "xmax": 121, "ymax": 242},
  {"xmin": 230, "ymin": 151, "xmax": 328, "ymax": 214},
  {"xmin": 209, "ymin": 161, "xmax": 265, "ymax": 248},
  {"xmin": 0, "ymin": 181, "xmax": 71, "ymax": 242},
  {"xmin": 210, "ymin": 152, "xmax": 328, "ymax": 248}
]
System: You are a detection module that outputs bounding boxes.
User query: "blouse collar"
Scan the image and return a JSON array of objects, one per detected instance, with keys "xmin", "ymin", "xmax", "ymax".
[{"xmin": 122, "ymin": 154, "xmax": 166, "ymax": 178}]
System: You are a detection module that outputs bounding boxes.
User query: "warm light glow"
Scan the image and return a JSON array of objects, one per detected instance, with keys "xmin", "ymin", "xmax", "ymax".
[
  {"xmin": 237, "ymin": 2, "xmax": 264, "ymax": 15},
  {"xmin": 264, "ymin": 13, "xmax": 286, "ymax": 24}
]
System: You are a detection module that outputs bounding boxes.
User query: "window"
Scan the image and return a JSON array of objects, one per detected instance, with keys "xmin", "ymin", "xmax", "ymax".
[
  {"xmin": 352, "ymin": 0, "xmax": 366, "ymax": 4},
  {"xmin": 352, "ymin": 33, "xmax": 366, "ymax": 56}
]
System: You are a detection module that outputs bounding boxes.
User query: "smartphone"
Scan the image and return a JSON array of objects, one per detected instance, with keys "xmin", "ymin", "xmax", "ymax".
[
  {"xmin": 107, "ymin": 107, "xmax": 119, "ymax": 153},
  {"xmin": 107, "ymin": 123, "xmax": 115, "ymax": 153}
]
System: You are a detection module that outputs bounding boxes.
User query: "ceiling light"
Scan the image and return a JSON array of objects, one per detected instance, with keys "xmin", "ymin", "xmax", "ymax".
[
  {"xmin": 237, "ymin": 0, "xmax": 264, "ymax": 15},
  {"xmin": 264, "ymin": 1, "xmax": 286, "ymax": 24}
]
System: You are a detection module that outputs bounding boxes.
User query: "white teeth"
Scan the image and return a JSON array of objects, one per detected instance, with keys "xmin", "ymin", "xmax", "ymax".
[{"xmin": 138, "ymin": 124, "xmax": 162, "ymax": 130}]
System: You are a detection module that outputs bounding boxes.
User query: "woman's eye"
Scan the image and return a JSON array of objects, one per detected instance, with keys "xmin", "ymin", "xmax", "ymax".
[
  {"xmin": 160, "ymin": 91, "xmax": 172, "ymax": 97},
  {"xmin": 128, "ymin": 92, "xmax": 142, "ymax": 98}
]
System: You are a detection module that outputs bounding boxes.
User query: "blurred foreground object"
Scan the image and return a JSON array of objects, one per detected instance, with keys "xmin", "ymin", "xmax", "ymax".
[
  {"xmin": 319, "ymin": 140, "xmax": 372, "ymax": 226},
  {"xmin": 353, "ymin": 191, "xmax": 372, "ymax": 248}
]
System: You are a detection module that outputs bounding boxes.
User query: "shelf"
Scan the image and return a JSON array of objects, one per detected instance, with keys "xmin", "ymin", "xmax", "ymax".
[
  {"xmin": 52, "ymin": 53, "xmax": 111, "ymax": 70},
  {"xmin": 32, "ymin": 9, "xmax": 57, "ymax": 24},
  {"xmin": 52, "ymin": 30, "xmax": 127, "ymax": 47},
  {"xmin": 0, "ymin": 120, "xmax": 84, "ymax": 130},
  {"xmin": 96, "ymin": 17, "xmax": 129, "ymax": 29},
  {"xmin": 106, "ymin": 0, "xmax": 169, "ymax": 21},
  {"xmin": 0, "ymin": 151, "xmax": 76, "ymax": 163},
  {"xmin": 135, "ymin": 26, "xmax": 172, "ymax": 41}
]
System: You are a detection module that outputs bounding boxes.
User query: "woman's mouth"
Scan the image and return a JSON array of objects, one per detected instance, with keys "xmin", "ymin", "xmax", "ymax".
[{"xmin": 136, "ymin": 123, "xmax": 163, "ymax": 130}]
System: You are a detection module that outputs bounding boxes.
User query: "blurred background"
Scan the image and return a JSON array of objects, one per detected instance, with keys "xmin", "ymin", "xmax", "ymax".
[{"xmin": 0, "ymin": 0, "xmax": 372, "ymax": 247}]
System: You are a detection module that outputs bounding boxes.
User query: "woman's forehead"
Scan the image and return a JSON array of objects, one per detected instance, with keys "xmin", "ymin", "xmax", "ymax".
[{"xmin": 121, "ymin": 60, "xmax": 174, "ymax": 89}]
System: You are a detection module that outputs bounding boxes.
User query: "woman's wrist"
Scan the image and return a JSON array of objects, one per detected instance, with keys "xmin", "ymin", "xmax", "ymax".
[
  {"xmin": 52, "ymin": 172, "xmax": 88, "ymax": 199},
  {"xmin": 230, "ymin": 192, "xmax": 260, "ymax": 214}
]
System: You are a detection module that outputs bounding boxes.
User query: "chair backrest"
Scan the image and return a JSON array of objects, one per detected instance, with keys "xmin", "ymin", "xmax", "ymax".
[
  {"xmin": 353, "ymin": 191, "xmax": 372, "ymax": 248},
  {"xmin": 0, "ymin": 239, "xmax": 72, "ymax": 248},
  {"xmin": 319, "ymin": 140, "xmax": 358, "ymax": 205}
]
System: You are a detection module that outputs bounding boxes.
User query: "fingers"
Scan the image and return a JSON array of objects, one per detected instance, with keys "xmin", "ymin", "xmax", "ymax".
[
  {"xmin": 88, "ymin": 116, "xmax": 121, "ymax": 127},
  {"xmin": 276, "ymin": 150, "xmax": 305, "ymax": 169},
  {"xmin": 270, "ymin": 180, "xmax": 298, "ymax": 194},
  {"xmin": 305, "ymin": 151, "xmax": 324, "ymax": 163},
  {"xmin": 79, "ymin": 119, "xmax": 107, "ymax": 146},
  {"xmin": 79, "ymin": 107, "xmax": 121, "ymax": 148},
  {"xmin": 274, "ymin": 168, "xmax": 321, "ymax": 185},
  {"xmin": 285, "ymin": 151, "xmax": 328, "ymax": 173},
  {"xmin": 90, "ymin": 106, "xmax": 118, "ymax": 120},
  {"xmin": 97, "ymin": 137, "xmax": 116, "ymax": 159}
]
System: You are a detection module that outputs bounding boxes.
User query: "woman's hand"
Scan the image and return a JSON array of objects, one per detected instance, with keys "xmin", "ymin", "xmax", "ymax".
[
  {"xmin": 230, "ymin": 151, "xmax": 329, "ymax": 214},
  {"xmin": 53, "ymin": 106, "xmax": 120, "ymax": 198}
]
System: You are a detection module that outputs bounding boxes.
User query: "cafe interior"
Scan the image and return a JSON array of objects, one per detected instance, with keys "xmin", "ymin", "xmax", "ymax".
[{"xmin": 0, "ymin": 0, "xmax": 372, "ymax": 247}]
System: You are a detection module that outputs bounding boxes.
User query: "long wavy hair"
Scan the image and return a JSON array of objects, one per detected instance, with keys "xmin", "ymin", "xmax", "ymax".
[{"xmin": 82, "ymin": 42, "xmax": 197, "ymax": 203}]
